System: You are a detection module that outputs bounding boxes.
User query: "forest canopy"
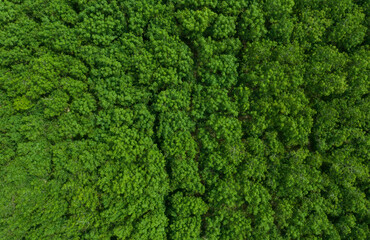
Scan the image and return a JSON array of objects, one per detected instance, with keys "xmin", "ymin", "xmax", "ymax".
[{"xmin": 0, "ymin": 0, "xmax": 369, "ymax": 239}]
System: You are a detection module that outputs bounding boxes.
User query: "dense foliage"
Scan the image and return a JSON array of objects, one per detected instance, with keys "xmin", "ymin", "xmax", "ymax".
[{"xmin": 0, "ymin": 0, "xmax": 369, "ymax": 239}]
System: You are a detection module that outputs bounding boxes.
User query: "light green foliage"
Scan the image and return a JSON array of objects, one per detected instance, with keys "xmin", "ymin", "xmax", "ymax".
[
  {"xmin": 176, "ymin": 7, "xmax": 217, "ymax": 37},
  {"xmin": 238, "ymin": 2, "xmax": 267, "ymax": 41},
  {"xmin": 168, "ymin": 192, "xmax": 208, "ymax": 239},
  {"xmin": 305, "ymin": 45, "xmax": 348, "ymax": 97},
  {"xmin": 211, "ymin": 14, "xmax": 236, "ymax": 39},
  {"xmin": 0, "ymin": 0, "xmax": 369, "ymax": 239},
  {"xmin": 13, "ymin": 96, "xmax": 33, "ymax": 111}
]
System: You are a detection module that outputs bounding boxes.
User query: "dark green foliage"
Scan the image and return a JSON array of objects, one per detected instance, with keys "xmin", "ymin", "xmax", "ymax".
[{"xmin": 0, "ymin": 0, "xmax": 369, "ymax": 239}]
